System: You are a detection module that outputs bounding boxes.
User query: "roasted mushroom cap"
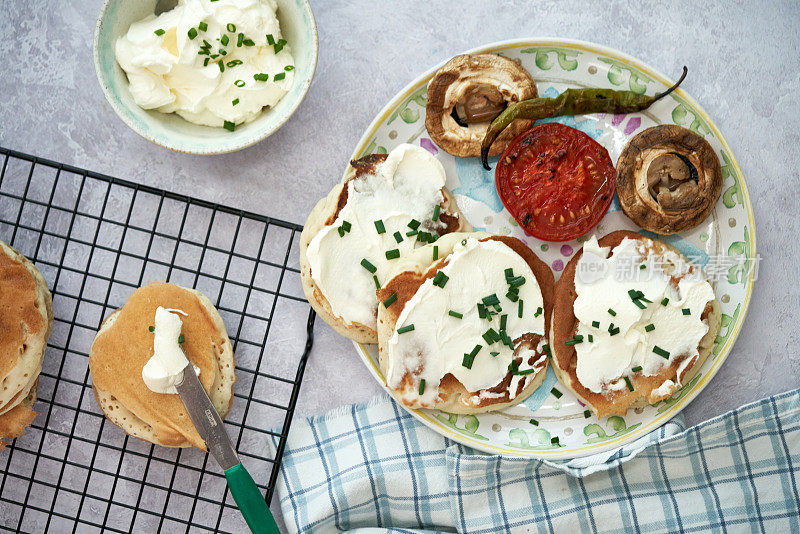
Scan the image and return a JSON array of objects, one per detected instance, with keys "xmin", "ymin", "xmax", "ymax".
[
  {"xmin": 425, "ymin": 54, "xmax": 537, "ymax": 158},
  {"xmin": 616, "ymin": 125, "xmax": 722, "ymax": 234}
]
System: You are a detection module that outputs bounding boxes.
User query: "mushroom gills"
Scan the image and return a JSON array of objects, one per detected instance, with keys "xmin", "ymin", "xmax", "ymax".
[
  {"xmin": 647, "ymin": 152, "xmax": 700, "ymax": 209},
  {"xmin": 452, "ymin": 84, "xmax": 507, "ymax": 126}
]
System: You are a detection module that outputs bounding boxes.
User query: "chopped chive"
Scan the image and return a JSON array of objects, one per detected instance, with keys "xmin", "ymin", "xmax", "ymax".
[
  {"xmin": 203, "ymin": 58, "xmax": 210, "ymax": 66},
  {"xmin": 551, "ymin": 437, "xmax": 560, "ymax": 445},
  {"xmin": 482, "ymin": 328, "xmax": 498, "ymax": 345},
  {"xmin": 504, "ymin": 268, "xmax": 514, "ymax": 279},
  {"xmin": 584, "ymin": 410, "xmax": 592, "ymax": 418},
  {"xmin": 609, "ymin": 326, "xmax": 620, "ymax": 336},
  {"xmin": 407, "ymin": 219, "xmax": 421, "ymax": 230},
  {"xmin": 624, "ymin": 376, "xmax": 634, "ymax": 391},
  {"xmin": 432, "ymin": 271, "xmax": 449, "ymax": 288},
  {"xmin": 178, "ymin": 334, "xmax": 185, "ymax": 343},
  {"xmin": 482, "ymin": 294, "xmax": 500, "ymax": 306},
  {"xmin": 253, "ymin": 73, "xmax": 270, "ymax": 82},
  {"xmin": 530, "ymin": 418, "xmax": 539, "ymax": 426},
  {"xmin": 226, "ymin": 23, "xmax": 236, "ymax": 32},
  {"xmin": 513, "ymin": 368, "xmax": 537, "ymax": 376},
  {"xmin": 432, "ymin": 205, "xmax": 441, "ymax": 221},
  {"xmin": 243, "ymin": 38, "xmax": 255, "ymax": 46},
  {"xmin": 374, "ymin": 220, "xmax": 386, "ymax": 234},
  {"xmin": 448, "ymin": 310, "xmax": 463, "ymax": 319},
  {"xmin": 385, "ymin": 249, "xmax": 400, "ymax": 260},
  {"xmin": 565, "ymin": 335, "xmax": 583, "ymax": 346},
  {"xmin": 154, "ymin": 29, "xmax": 165, "ymax": 36},
  {"xmin": 542, "ymin": 344, "xmax": 550, "ymax": 355},
  {"xmin": 534, "ymin": 306, "xmax": 543, "ymax": 318},
  {"xmin": 490, "ymin": 351, "xmax": 499, "ymax": 357},
  {"xmin": 341, "ymin": 220, "xmax": 351, "ymax": 232},
  {"xmin": 640, "ymin": 264, "xmax": 647, "ymax": 270},
  {"xmin": 285, "ymin": 65, "xmax": 295, "ymax": 71},
  {"xmin": 406, "ymin": 230, "xmax": 418, "ymax": 237},
  {"xmin": 682, "ymin": 308, "xmax": 691, "ymax": 315},
  {"xmin": 219, "ymin": 49, "xmax": 227, "ymax": 56},
  {"xmin": 551, "ymin": 388, "xmax": 562, "ymax": 399},
  {"xmin": 508, "ymin": 276, "xmax": 526, "ymax": 288},
  {"xmin": 478, "ymin": 303, "xmax": 487, "ymax": 319},
  {"xmin": 397, "ymin": 324, "xmax": 415, "ymax": 334},
  {"xmin": 500, "ymin": 314, "xmax": 508, "ymax": 331},
  {"xmin": 588, "ymin": 334, "xmax": 593, "ymax": 342},
  {"xmin": 644, "ymin": 323, "xmax": 655, "ymax": 332},
  {"xmin": 237, "ymin": 32, "xmax": 244, "ymax": 47},
  {"xmin": 220, "ymin": 34, "xmax": 230, "ymax": 46},
  {"xmin": 218, "ymin": 59, "xmax": 225, "ymax": 72},
  {"xmin": 373, "ymin": 275, "xmax": 380, "ymax": 289},
  {"xmin": 273, "ymin": 38, "xmax": 287, "ymax": 53},
  {"xmin": 188, "ymin": 27, "xmax": 198, "ymax": 40},
  {"xmin": 231, "ymin": 98, "xmax": 239, "ymax": 106},
  {"xmin": 419, "ymin": 379, "xmax": 425, "ymax": 395},
  {"xmin": 198, "ymin": 21, "xmax": 208, "ymax": 32},
  {"xmin": 508, "ymin": 360, "xmax": 519, "ymax": 373},
  {"xmin": 632, "ymin": 365, "xmax": 643, "ymax": 372},
  {"xmin": 653, "ymin": 346, "xmax": 670, "ymax": 359},
  {"xmin": 382, "ymin": 293, "xmax": 397, "ymax": 308},
  {"xmin": 591, "ymin": 320, "xmax": 600, "ymax": 328},
  {"xmin": 266, "ymin": 34, "xmax": 275, "ymax": 45},
  {"xmin": 608, "ymin": 308, "xmax": 616, "ymax": 316},
  {"xmin": 462, "ymin": 345, "xmax": 481, "ymax": 369},
  {"xmin": 223, "ymin": 120, "xmax": 235, "ymax": 132},
  {"xmin": 517, "ymin": 299, "xmax": 523, "ymax": 318},
  {"xmin": 360, "ymin": 258, "xmax": 377, "ymax": 273},
  {"xmin": 628, "ymin": 289, "xmax": 643, "ymax": 300},
  {"xmin": 148, "ymin": 326, "xmax": 155, "ymax": 332},
  {"xmin": 632, "ymin": 299, "xmax": 647, "ymax": 309},
  {"xmin": 274, "ymin": 72, "xmax": 285, "ymax": 81},
  {"xmin": 433, "ymin": 245, "xmax": 438, "ymax": 261},
  {"xmin": 234, "ymin": 79, "xmax": 245, "ymax": 87},
  {"xmin": 506, "ymin": 290, "xmax": 519, "ymax": 302},
  {"xmin": 661, "ymin": 297, "xmax": 669, "ymax": 306},
  {"xmin": 392, "ymin": 231, "xmax": 403, "ymax": 243}
]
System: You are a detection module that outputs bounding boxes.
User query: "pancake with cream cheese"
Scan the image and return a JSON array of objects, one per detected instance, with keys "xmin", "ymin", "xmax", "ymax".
[
  {"xmin": 89, "ymin": 283, "xmax": 235, "ymax": 449},
  {"xmin": 377, "ymin": 233, "xmax": 554, "ymax": 413},
  {"xmin": 300, "ymin": 144, "xmax": 471, "ymax": 343},
  {"xmin": 0, "ymin": 241, "xmax": 53, "ymax": 449},
  {"xmin": 551, "ymin": 230, "xmax": 721, "ymax": 417}
]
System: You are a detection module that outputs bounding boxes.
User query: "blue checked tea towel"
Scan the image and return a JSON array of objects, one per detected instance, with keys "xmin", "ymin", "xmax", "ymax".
[{"xmin": 269, "ymin": 388, "xmax": 800, "ymax": 533}]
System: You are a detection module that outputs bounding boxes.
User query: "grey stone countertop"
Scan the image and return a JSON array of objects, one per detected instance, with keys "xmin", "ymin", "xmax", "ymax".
[{"xmin": 1, "ymin": 0, "xmax": 799, "ymax": 531}]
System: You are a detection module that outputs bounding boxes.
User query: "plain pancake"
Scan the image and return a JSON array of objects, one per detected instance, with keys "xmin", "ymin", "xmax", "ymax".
[
  {"xmin": 0, "ymin": 241, "xmax": 53, "ymax": 448},
  {"xmin": 89, "ymin": 283, "xmax": 235, "ymax": 449},
  {"xmin": 299, "ymin": 154, "xmax": 472, "ymax": 344},
  {"xmin": 550, "ymin": 230, "xmax": 721, "ymax": 418},
  {"xmin": 376, "ymin": 232, "xmax": 555, "ymax": 414}
]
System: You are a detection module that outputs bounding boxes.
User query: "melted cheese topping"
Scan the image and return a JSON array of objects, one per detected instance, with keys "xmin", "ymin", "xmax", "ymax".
[
  {"xmin": 573, "ymin": 236, "xmax": 715, "ymax": 394},
  {"xmin": 386, "ymin": 237, "xmax": 545, "ymax": 406},
  {"xmin": 307, "ymin": 144, "xmax": 449, "ymax": 329}
]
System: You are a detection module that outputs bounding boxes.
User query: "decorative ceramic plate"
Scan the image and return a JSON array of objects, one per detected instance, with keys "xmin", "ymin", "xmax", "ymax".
[{"xmin": 347, "ymin": 39, "xmax": 756, "ymax": 458}]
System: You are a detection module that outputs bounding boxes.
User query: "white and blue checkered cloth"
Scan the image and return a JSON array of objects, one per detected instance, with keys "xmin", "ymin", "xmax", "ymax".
[{"xmin": 270, "ymin": 388, "xmax": 800, "ymax": 533}]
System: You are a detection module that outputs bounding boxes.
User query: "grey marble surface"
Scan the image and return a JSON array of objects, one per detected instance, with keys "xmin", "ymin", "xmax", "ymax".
[{"xmin": 1, "ymin": 0, "xmax": 799, "ymax": 532}]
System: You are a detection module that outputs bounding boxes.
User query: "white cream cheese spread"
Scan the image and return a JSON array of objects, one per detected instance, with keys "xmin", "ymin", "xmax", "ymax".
[
  {"xmin": 115, "ymin": 0, "xmax": 294, "ymax": 129},
  {"xmin": 142, "ymin": 307, "xmax": 200, "ymax": 395},
  {"xmin": 386, "ymin": 237, "xmax": 546, "ymax": 406},
  {"xmin": 572, "ymin": 236, "xmax": 715, "ymax": 395},
  {"xmin": 307, "ymin": 144, "xmax": 452, "ymax": 329}
]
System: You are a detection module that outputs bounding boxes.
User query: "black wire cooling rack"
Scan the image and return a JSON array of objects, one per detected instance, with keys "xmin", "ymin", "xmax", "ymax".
[{"xmin": 0, "ymin": 146, "xmax": 315, "ymax": 533}]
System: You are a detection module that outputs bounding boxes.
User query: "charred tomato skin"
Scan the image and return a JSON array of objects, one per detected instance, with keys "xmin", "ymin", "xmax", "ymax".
[{"xmin": 495, "ymin": 122, "xmax": 616, "ymax": 242}]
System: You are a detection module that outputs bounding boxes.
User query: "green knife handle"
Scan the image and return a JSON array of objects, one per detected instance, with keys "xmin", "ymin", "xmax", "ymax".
[{"xmin": 224, "ymin": 463, "xmax": 280, "ymax": 534}]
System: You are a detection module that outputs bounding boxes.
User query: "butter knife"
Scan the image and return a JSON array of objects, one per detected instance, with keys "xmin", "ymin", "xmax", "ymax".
[{"xmin": 174, "ymin": 360, "xmax": 279, "ymax": 534}]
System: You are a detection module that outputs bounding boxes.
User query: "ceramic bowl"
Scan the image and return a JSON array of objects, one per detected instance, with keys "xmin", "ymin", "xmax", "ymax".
[{"xmin": 93, "ymin": 0, "xmax": 318, "ymax": 154}]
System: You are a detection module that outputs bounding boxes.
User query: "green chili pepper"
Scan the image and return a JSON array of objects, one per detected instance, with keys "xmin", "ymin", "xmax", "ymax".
[{"xmin": 480, "ymin": 66, "xmax": 688, "ymax": 169}]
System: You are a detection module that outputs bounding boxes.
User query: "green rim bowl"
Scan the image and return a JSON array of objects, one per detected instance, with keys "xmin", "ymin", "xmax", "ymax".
[{"xmin": 93, "ymin": 0, "xmax": 318, "ymax": 155}]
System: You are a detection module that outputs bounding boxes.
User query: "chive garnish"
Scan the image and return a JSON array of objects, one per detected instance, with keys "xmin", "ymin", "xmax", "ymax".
[
  {"xmin": 500, "ymin": 314, "xmax": 508, "ymax": 331},
  {"xmin": 408, "ymin": 219, "xmax": 421, "ymax": 230},
  {"xmin": 609, "ymin": 325, "xmax": 620, "ymax": 336},
  {"xmin": 624, "ymin": 376, "xmax": 634, "ymax": 391},
  {"xmin": 373, "ymin": 275, "xmax": 380, "ymax": 289},
  {"xmin": 608, "ymin": 308, "xmax": 616, "ymax": 316},
  {"xmin": 534, "ymin": 306, "xmax": 543, "ymax": 318},
  {"xmin": 565, "ymin": 335, "xmax": 583, "ymax": 346},
  {"xmin": 530, "ymin": 418, "xmax": 539, "ymax": 426},
  {"xmin": 274, "ymin": 72, "xmax": 286, "ymax": 81},
  {"xmin": 382, "ymin": 293, "xmax": 397, "ymax": 308},
  {"xmin": 490, "ymin": 351, "xmax": 499, "ymax": 357},
  {"xmin": 392, "ymin": 231, "xmax": 403, "ymax": 243},
  {"xmin": 203, "ymin": 58, "xmax": 210, "ymax": 66},
  {"xmin": 360, "ymin": 258, "xmax": 377, "ymax": 273},
  {"xmin": 220, "ymin": 34, "xmax": 230, "ymax": 46},
  {"xmin": 632, "ymin": 365, "xmax": 642, "ymax": 372},
  {"xmin": 218, "ymin": 60, "xmax": 225, "ymax": 72},
  {"xmin": 542, "ymin": 344, "xmax": 550, "ymax": 355},
  {"xmin": 653, "ymin": 346, "xmax": 670, "ymax": 358},
  {"xmin": 223, "ymin": 121, "xmax": 235, "ymax": 132},
  {"xmin": 234, "ymin": 79, "xmax": 245, "ymax": 87},
  {"xmin": 273, "ymin": 38, "xmax": 287, "ymax": 53},
  {"xmin": 482, "ymin": 294, "xmax": 500, "ymax": 306},
  {"xmin": 178, "ymin": 334, "xmax": 185, "ymax": 344},
  {"xmin": 397, "ymin": 324, "xmax": 415, "ymax": 334},
  {"xmin": 432, "ymin": 205, "xmax": 441, "ymax": 221},
  {"xmin": 506, "ymin": 291, "xmax": 519, "ymax": 302},
  {"xmin": 231, "ymin": 98, "xmax": 239, "ymax": 106},
  {"xmin": 517, "ymin": 299, "xmax": 523, "ymax": 318},
  {"xmin": 243, "ymin": 38, "xmax": 255, "ymax": 46},
  {"xmin": 462, "ymin": 345, "xmax": 481, "ymax": 369},
  {"xmin": 482, "ymin": 328, "xmax": 499, "ymax": 345},
  {"xmin": 406, "ymin": 230, "xmax": 418, "ymax": 237},
  {"xmin": 432, "ymin": 271, "xmax": 449, "ymax": 288},
  {"xmin": 285, "ymin": 65, "xmax": 295, "ymax": 71},
  {"xmin": 588, "ymin": 334, "xmax": 593, "ymax": 342},
  {"xmin": 478, "ymin": 303, "xmax": 487, "ymax": 319},
  {"xmin": 682, "ymin": 308, "xmax": 691, "ymax": 315},
  {"xmin": 504, "ymin": 268, "xmax": 514, "ymax": 279},
  {"xmin": 551, "ymin": 388, "xmax": 562, "ymax": 398},
  {"xmin": 237, "ymin": 33, "xmax": 244, "ymax": 47},
  {"xmin": 584, "ymin": 410, "xmax": 591, "ymax": 418},
  {"xmin": 374, "ymin": 220, "xmax": 386, "ymax": 234},
  {"xmin": 551, "ymin": 437, "xmax": 560, "ymax": 445},
  {"xmin": 385, "ymin": 249, "xmax": 400, "ymax": 260},
  {"xmin": 198, "ymin": 21, "xmax": 208, "ymax": 32},
  {"xmin": 419, "ymin": 379, "xmax": 425, "ymax": 395},
  {"xmin": 433, "ymin": 245, "xmax": 438, "ymax": 261},
  {"xmin": 508, "ymin": 276, "xmax": 526, "ymax": 288},
  {"xmin": 188, "ymin": 28, "xmax": 198, "ymax": 40},
  {"xmin": 254, "ymin": 73, "xmax": 269, "ymax": 82},
  {"xmin": 154, "ymin": 29, "xmax": 165, "ymax": 36},
  {"xmin": 513, "ymin": 368, "xmax": 537, "ymax": 376},
  {"xmin": 148, "ymin": 326, "xmax": 155, "ymax": 332},
  {"xmin": 226, "ymin": 23, "xmax": 236, "ymax": 32},
  {"xmin": 591, "ymin": 320, "xmax": 600, "ymax": 328},
  {"xmin": 341, "ymin": 220, "xmax": 351, "ymax": 232},
  {"xmin": 508, "ymin": 360, "xmax": 519, "ymax": 373},
  {"xmin": 661, "ymin": 297, "xmax": 669, "ymax": 306},
  {"xmin": 644, "ymin": 323, "xmax": 655, "ymax": 332},
  {"xmin": 448, "ymin": 310, "xmax": 463, "ymax": 319},
  {"xmin": 640, "ymin": 264, "xmax": 646, "ymax": 269},
  {"xmin": 266, "ymin": 34, "xmax": 275, "ymax": 45},
  {"xmin": 633, "ymin": 300, "xmax": 647, "ymax": 309}
]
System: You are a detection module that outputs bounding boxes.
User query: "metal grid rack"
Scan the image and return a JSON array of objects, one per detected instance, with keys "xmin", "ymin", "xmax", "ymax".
[{"xmin": 0, "ymin": 147, "xmax": 315, "ymax": 533}]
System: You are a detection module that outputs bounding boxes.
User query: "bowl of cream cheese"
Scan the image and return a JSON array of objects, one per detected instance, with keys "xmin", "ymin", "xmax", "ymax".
[{"xmin": 94, "ymin": 0, "xmax": 317, "ymax": 154}]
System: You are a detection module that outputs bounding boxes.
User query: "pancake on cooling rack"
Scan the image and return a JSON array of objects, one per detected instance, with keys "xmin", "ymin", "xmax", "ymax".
[
  {"xmin": 0, "ymin": 241, "xmax": 53, "ymax": 449},
  {"xmin": 376, "ymin": 232, "xmax": 555, "ymax": 414},
  {"xmin": 88, "ymin": 283, "xmax": 235, "ymax": 449},
  {"xmin": 550, "ymin": 230, "xmax": 721, "ymax": 418},
  {"xmin": 300, "ymin": 143, "xmax": 472, "ymax": 344}
]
